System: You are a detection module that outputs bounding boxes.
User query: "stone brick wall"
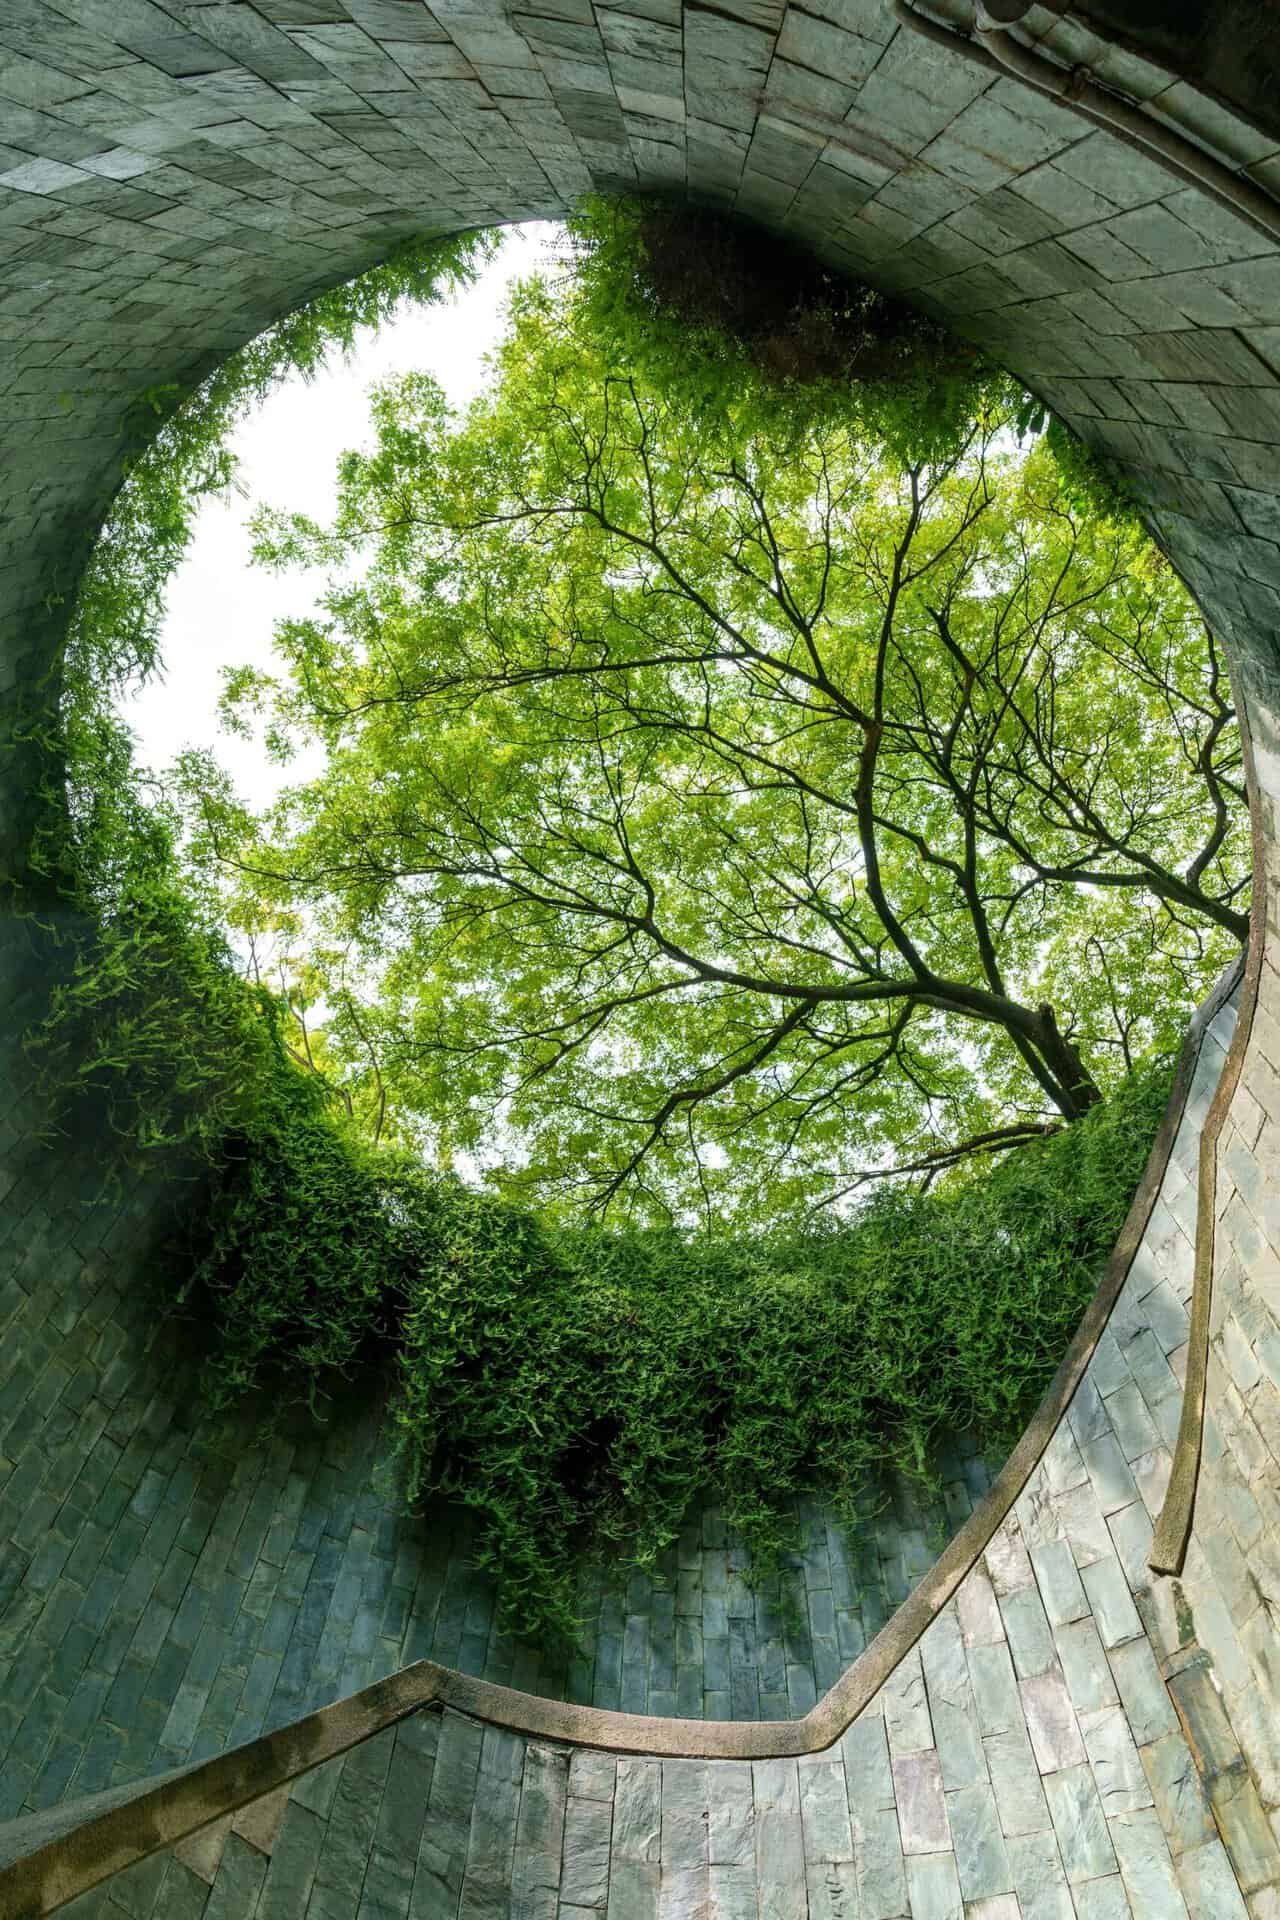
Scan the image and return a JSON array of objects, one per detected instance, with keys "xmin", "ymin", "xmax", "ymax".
[
  {"xmin": 0, "ymin": 1284, "xmax": 988, "ymax": 1827},
  {"xmin": 7, "ymin": 2, "xmax": 1280, "ymax": 1912},
  {"xmin": 43, "ymin": 985, "xmax": 1273, "ymax": 1917}
]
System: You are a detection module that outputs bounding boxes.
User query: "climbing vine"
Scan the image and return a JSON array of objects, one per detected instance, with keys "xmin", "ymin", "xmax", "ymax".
[{"xmin": 15, "ymin": 207, "xmax": 1184, "ymax": 1649}]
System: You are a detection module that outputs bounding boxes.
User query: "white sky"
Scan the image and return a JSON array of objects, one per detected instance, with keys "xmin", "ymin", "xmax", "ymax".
[{"xmin": 123, "ymin": 222, "xmax": 558, "ymax": 809}]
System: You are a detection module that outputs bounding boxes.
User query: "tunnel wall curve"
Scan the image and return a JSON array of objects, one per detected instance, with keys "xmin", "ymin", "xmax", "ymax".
[
  {"xmin": 0, "ymin": 963, "xmax": 1257, "ymax": 1915},
  {"xmin": 7, "ymin": 2, "xmax": 1280, "ymax": 1914}
]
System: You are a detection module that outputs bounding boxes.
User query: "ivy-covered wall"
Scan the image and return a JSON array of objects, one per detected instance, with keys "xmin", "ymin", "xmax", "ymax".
[{"xmin": 6, "ymin": 3, "xmax": 1280, "ymax": 1914}]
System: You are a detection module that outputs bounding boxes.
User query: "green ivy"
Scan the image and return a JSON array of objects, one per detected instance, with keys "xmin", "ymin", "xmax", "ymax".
[
  {"xmin": 18, "ymin": 228, "xmax": 495, "ymax": 1171},
  {"xmin": 570, "ymin": 196, "xmax": 1144, "ymax": 521},
  {"xmin": 17, "ymin": 207, "xmax": 1176, "ymax": 1653},
  {"xmin": 172, "ymin": 1054, "xmax": 1170, "ymax": 1646},
  {"xmin": 563, "ymin": 195, "xmax": 1013, "ymax": 464}
]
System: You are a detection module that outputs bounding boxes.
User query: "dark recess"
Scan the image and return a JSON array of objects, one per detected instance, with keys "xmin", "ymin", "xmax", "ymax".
[{"xmin": 1038, "ymin": 0, "xmax": 1280, "ymax": 150}]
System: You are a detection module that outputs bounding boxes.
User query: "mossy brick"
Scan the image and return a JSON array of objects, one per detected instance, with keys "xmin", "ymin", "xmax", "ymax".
[
  {"xmin": 139, "ymin": 1500, "xmax": 187, "ymax": 1568},
  {"xmin": 194, "ymin": 1573, "xmax": 246, "ymax": 1637},
  {"xmin": 241, "ymin": 1559, "xmax": 282, "ymax": 1625},
  {"xmin": 143, "ymin": 1636, "xmax": 193, "ymax": 1707},
  {"xmin": 257, "ymin": 1800, "xmax": 326, "ymax": 1920},
  {"xmin": 0, "ymin": 1547, "xmax": 31, "ymax": 1615},
  {"xmin": 0, "ymin": 1755, "xmax": 34, "ymax": 1819},
  {"xmin": 203, "ymin": 1831, "xmax": 268, "ymax": 1920},
  {"xmin": 103, "ymin": 1658, "xmax": 152, "ymax": 1731},
  {"xmin": 150, "ymin": 1860, "xmax": 210, "ymax": 1920},
  {"xmin": 101, "ymin": 1515, "xmax": 151, "ymax": 1578},
  {"xmin": 100, "ymin": 1846, "xmax": 169, "ymax": 1920},
  {"xmin": 156, "ymin": 1558, "xmax": 201, "ymax": 1627},
  {"xmin": 59, "ymin": 1669, "xmax": 110, "ymax": 1745}
]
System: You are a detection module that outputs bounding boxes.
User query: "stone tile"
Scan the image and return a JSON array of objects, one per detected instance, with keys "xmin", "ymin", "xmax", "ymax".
[
  {"xmin": 1138, "ymin": 1729, "xmax": 1214, "ymax": 1854},
  {"xmin": 797, "ymin": 1756, "xmax": 852, "ymax": 1863},
  {"xmin": 1109, "ymin": 1806, "xmax": 1190, "ymax": 1918},
  {"xmin": 956, "ymin": 1568, "xmax": 1005, "ymax": 1649},
  {"xmin": 706, "ymin": 1760, "xmax": 751, "ymax": 1867},
  {"xmin": 1206, "ymin": 1766, "xmax": 1280, "ymax": 1897},
  {"xmin": 1082, "ymin": 1704, "xmax": 1155, "ymax": 1818},
  {"xmin": 883, "ymin": 1649, "xmax": 933, "ymax": 1757},
  {"xmin": 661, "ymin": 1759, "xmax": 708, "ymax": 1871},
  {"xmin": 1080, "ymin": 1557, "xmax": 1144, "ymax": 1652},
  {"xmin": 1055, "ymin": 1617, "xmax": 1120, "ymax": 1714},
  {"xmin": 946, "ymin": 1779, "xmax": 1013, "ymax": 1902},
  {"xmin": 1104, "ymin": 1386, "xmax": 1161, "ymax": 1464},
  {"xmin": 560, "ymin": 1793, "xmax": 613, "ymax": 1909},
  {"xmin": 1001, "ymin": 1588, "xmax": 1055, "ymax": 1681},
  {"xmin": 985, "ymin": 1518, "xmax": 1035, "ymax": 1599},
  {"xmin": 1031, "ymin": 1542, "xmax": 1090, "ymax": 1629},
  {"xmin": 1005, "ymin": 1828, "xmax": 1075, "ymax": 1920},
  {"xmin": 920, "ymin": 1613, "xmax": 985, "ymax": 1791},
  {"xmin": 840, "ymin": 1709, "xmax": 894, "ymax": 1811},
  {"xmin": 1043, "ymin": 1423, "xmax": 1088, "ymax": 1496},
  {"xmin": 802, "ymin": 1858, "xmax": 856, "ymax": 1920},
  {"xmin": 707, "ymin": 1861, "xmax": 755, "ymax": 1920},
  {"xmin": 1043, "ymin": 1760, "xmax": 1117, "ymax": 1883},
  {"xmin": 572, "ymin": 1750, "xmax": 619, "ymax": 1803},
  {"xmin": 1174, "ymin": 1835, "xmax": 1250, "ymax": 1918},
  {"xmin": 1106, "ymin": 1640, "xmax": 1178, "ymax": 1745},
  {"xmin": 1072, "ymin": 1876, "xmax": 1132, "ymax": 1919},
  {"xmin": 848, "ymin": 1802, "xmax": 907, "ymax": 1920},
  {"xmin": 1020, "ymin": 1668, "xmax": 1086, "ymax": 1773},
  {"xmin": 983, "ymin": 1730, "xmax": 1052, "ymax": 1837},
  {"xmin": 1107, "ymin": 1504, "xmax": 1156, "ymax": 1594},
  {"xmin": 1055, "ymin": 1481, "xmax": 1115, "ymax": 1568},
  {"xmin": 752, "ymin": 1758, "xmax": 804, "ymax": 1917},
  {"xmin": 892, "ymin": 1748, "xmax": 950, "ymax": 1855},
  {"xmin": 969, "ymin": 1642, "xmax": 1022, "ymax": 1738},
  {"xmin": 614, "ymin": 1759, "xmax": 661, "ymax": 1863},
  {"xmin": 608, "ymin": 1857, "xmax": 660, "ymax": 1918},
  {"xmin": 904, "ymin": 1850, "xmax": 963, "ymax": 1919}
]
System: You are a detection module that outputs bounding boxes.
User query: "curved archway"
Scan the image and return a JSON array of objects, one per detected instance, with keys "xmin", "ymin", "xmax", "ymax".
[{"xmin": 4, "ymin": 5, "xmax": 1280, "ymax": 1912}]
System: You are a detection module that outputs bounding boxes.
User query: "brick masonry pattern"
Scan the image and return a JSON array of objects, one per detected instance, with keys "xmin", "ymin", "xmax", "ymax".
[
  {"xmin": 5, "ymin": 1, "xmax": 1280, "ymax": 1913},
  {"xmin": 45, "ymin": 991, "xmax": 1274, "ymax": 1916},
  {"xmin": 0, "ymin": 1304, "xmax": 991, "ymax": 1817}
]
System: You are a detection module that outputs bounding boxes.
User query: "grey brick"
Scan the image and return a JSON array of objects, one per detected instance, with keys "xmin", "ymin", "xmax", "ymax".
[{"xmin": 1043, "ymin": 1762, "xmax": 1116, "ymax": 1883}]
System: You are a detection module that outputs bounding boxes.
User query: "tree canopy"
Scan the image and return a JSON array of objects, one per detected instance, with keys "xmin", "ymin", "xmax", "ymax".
[
  {"xmin": 194, "ymin": 243, "xmax": 1247, "ymax": 1228},
  {"xmin": 18, "ymin": 212, "xmax": 1252, "ymax": 1639}
]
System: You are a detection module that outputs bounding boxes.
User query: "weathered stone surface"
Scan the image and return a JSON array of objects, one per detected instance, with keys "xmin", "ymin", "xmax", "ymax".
[
  {"xmin": 904, "ymin": 1849, "xmax": 963, "ymax": 1919},
  {"xmin": 1176, "ymin": 1835, "xmax": 1251, "ymax": 1918},
  {"xmin": 1019, "ymin": 1669, "xmax": 1085, "ymax": 1774},
  {"xmin": 1042, "ymin": 1761, "xmax": 1116, "ymax": 1883},
  {"xmin": 1109, "ymin": 1805, "xmax": 1190, "ymax": 1917},
  {"xmin": 891, "ymin": 1749, "xmax": 949, "ymax": 1855},
  {"xmin": 1139, "ymin": 1728, "xmax": 1215, "ymax": 1854},
  {"xmin": 6, "ymin": 9, "xmax": 1280, "ymax": 1917},
  {"xmin": 797, "ymin": 1757, "xmax": 852, "ymax": 1863},
  {"xmin": 560, "ymin": 1793, "xmax": 614, "ymax": 1909},
  {"xmin": 752, "ymin": 1758, "xmax": 804, "ymax": 1919}
]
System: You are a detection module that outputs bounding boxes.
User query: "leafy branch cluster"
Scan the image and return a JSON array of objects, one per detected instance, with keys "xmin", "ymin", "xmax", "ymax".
[
  {"xmin": 11, "ymin": 207, "xmax": 1231, "ymax": 1647},
  {"xmin": 19, "ymin": 228, "xmax": 493, "ymax": 1172},
  {"xmin": 562, "ymin": 197, "xmax": 1012, "ymax": 468},
  {"xmin": 220, "ymin": 267, "xmax": 1245, "ymax": 1223},
  {"xmin": 566, "ymin": 197, "xmax": 1141, "ymax": 526}
]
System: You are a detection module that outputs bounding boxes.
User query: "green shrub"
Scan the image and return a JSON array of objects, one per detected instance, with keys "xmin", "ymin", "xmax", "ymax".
[
  {"xmin": 563, "ymin": 195, "xmax": 1012, "ymax": 463},
  {"xmin": 19, "ymin": 201, "xmax": 1174, "ymax": 1653},
  {"xmin": 148, "ymin": 1048, "xmax": 1170, "ymax": 1647},
  {"xmin": 29, "ymin": 856, "xmax": 1169, "ymax": 1651},
  {"xmin": 386, "ymin": 1061, "xmax": 1168, "ymax": 1641},
  {"xmin": 567, "ymin": 196, "xmax": 1144, "ymax": 520}
]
